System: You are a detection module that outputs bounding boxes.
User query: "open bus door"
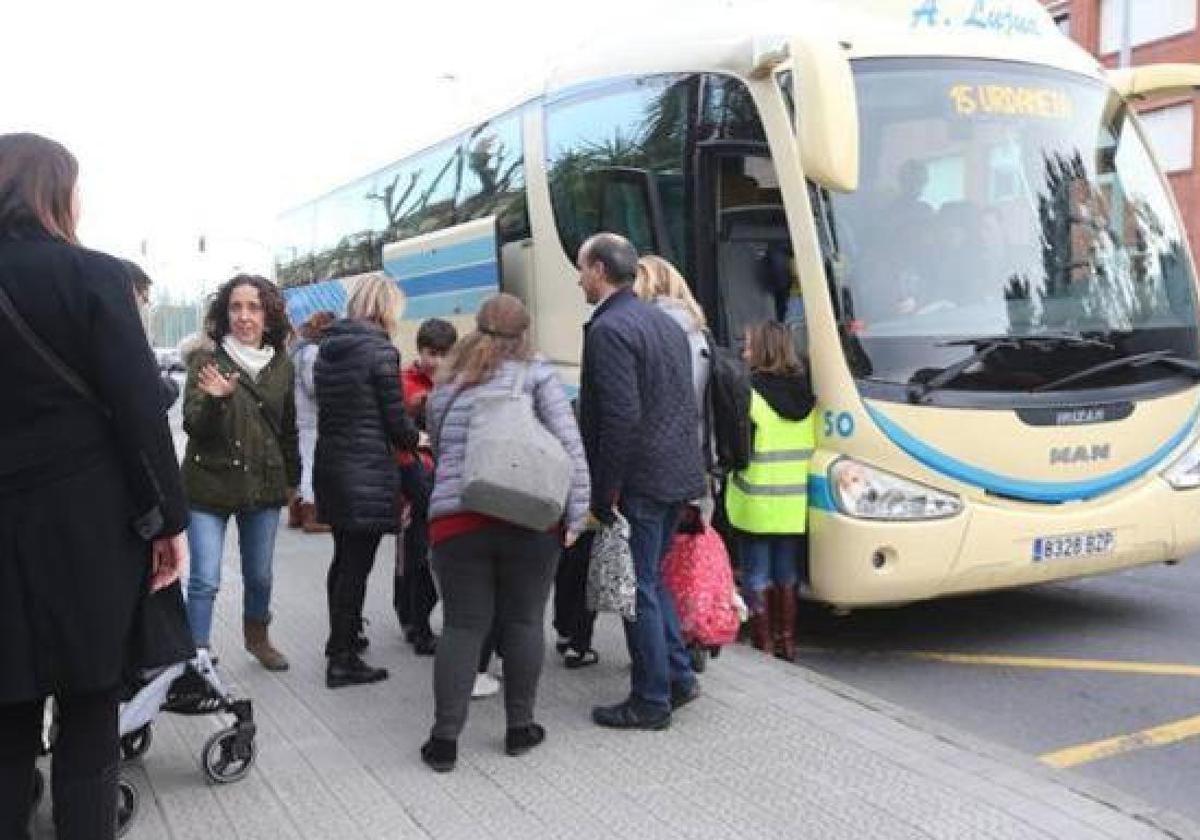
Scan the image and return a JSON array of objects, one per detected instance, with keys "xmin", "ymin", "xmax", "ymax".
[{"xmin": 692, "ymin": 140, "xmax": 793, "ymax": 349}]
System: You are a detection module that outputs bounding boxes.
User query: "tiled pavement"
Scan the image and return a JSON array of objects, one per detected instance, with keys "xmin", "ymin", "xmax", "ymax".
[{"xmin": 33, "ymin": 523, "xmax": 1200, "ymax": 839}]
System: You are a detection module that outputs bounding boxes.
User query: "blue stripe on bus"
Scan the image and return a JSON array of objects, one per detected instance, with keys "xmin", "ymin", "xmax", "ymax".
[
  {"xmin": 384, "ymin": 235, "xmax": 495, "ymax": 280},
  {"xmin": 865, "ymin": 403, "xmax": 1199, "ymax": 504},
  {"xmin": 284, "ymin": 281, "xmax": 348, "ymax": 324},
  {"xmin": 403, "ymin": 286, "xmax": 494, "ymax": 320},
  {"xmin": 395, "ymin": 261, "xmax": 498, "ymax": 298},
  {"xmin": 808, "ymin": 474, "xmax": 836, "ymax": 512}
]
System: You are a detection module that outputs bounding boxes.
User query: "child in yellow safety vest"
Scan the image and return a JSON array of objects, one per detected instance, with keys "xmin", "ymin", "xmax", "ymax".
[{"xmin": 725, "ymin": 321, "xmax": 815, "ymax": 662}]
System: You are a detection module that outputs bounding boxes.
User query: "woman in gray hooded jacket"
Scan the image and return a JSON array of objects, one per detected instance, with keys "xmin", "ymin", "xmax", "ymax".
[
  {"xmin": 421, "ymin": 293, "xmax": 590, "ymax": 772},
  {"xmin": 634, "ymin": 255, "xmax": 714, "ymax": 517}
]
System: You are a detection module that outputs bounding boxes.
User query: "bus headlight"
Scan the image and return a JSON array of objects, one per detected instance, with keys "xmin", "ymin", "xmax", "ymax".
[
  {"xmin": 1163, "ymin": 438, "xmax": 1200, "ymax": 489},
  {"xmin": 829, "ymin": 458, "xmax": 962, "ymax": 520}
]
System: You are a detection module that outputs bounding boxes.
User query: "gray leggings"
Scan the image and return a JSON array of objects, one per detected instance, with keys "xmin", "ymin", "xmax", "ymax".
[{"xmin": 430, "ymin": 525, "xmax": 559, "ymax": 740}]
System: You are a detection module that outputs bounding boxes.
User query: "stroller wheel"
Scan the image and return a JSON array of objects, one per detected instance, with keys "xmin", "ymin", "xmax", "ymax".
[
  {"xmin": 31, "ymin": 767, "xmax": 44, "ymax": 807},
  {"xmin": 202, "ymin": 726, "xmax": 256, "ymax": 784},
  {"xmin": 120, "ymin": 724, "xmax": 153, "ymax": 761},
  {"xmin": 116, "ymin": 778, "xmax": 138, "ymax": 837},
  {"xmin": 688, "ymin": 644, "xmax": 708, "ymax": 674}
]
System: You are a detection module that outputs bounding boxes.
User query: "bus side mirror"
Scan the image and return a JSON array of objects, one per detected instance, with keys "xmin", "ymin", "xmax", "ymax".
[
  {"xmin": 1111, "ymin": 63, "xmax": 1200, "ymax": 102},
  {"xmin": 791, "ymin": 35, "xmax": 859, "ymax": 193}
]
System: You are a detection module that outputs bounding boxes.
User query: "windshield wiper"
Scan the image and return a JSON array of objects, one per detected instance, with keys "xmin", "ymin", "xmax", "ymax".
[
  {"xmin": 938, "ymin": 332, "xmax": 1115, "ymax": 349},
  {"xmin": 1033, "ymin": 350, "xmax": 1200, "ymax": 393},
  {"xmin": 908, "ymin": 334, "xmax": 1114, "ymax": 404}
]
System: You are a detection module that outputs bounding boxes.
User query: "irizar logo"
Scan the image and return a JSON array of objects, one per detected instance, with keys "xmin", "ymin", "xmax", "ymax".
[{"xmin": 1050, "ymin": 444, "xmax": 1111, "ymax": 465}]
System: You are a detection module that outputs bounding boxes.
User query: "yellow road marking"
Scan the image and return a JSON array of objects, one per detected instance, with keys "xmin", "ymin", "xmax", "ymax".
[
  {"xmin": 909, "ymin": 651, "xmax": 1200, "ymax": 678},
  {"xmin": 1041, "ymin": 714, "xmax": 1200, "ymax": 768},
  {"xmin": 797, "ymin": 646, "xmax": 1200, "ymax": 767}
]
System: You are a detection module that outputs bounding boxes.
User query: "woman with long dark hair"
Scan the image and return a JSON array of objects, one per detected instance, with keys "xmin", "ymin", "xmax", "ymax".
[
  {"xmin": 180, "ymin": 274, "xmax": 300, "ymax": 672},
  {"xmin": 0, "ymin": 133, "xmax": 188, "ymax": 837},
  {"xmin": 420, "ymin": 293, "xmax": 590, "ymax": 772}
]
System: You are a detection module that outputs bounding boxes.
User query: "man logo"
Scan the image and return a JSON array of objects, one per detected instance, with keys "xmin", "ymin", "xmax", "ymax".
[{"xmin": 1050, "ymin": 445, "xmax": 1111, "ymax": 465}]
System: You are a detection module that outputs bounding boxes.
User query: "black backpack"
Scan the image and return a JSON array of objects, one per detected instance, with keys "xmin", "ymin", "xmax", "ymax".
[{"xmin": 702, "ymin": 331, "xmax": 752, "ymax": 473}]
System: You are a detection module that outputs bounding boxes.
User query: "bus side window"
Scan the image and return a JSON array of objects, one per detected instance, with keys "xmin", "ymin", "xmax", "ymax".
[{"xmin": 544, "ymin": 74, "xmax": 692, "ymax": 267}]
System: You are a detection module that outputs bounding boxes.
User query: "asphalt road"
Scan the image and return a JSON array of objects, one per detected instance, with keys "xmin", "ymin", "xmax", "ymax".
[{"xmin": 795, "ymin": 557, "xmax": 1200, "ymax": 824}]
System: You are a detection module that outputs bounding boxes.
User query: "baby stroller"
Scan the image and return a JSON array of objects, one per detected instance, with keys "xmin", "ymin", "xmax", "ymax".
[
  {"xmin": 31, "ymin": 648, "xmax": 257, "ymax": 837},
  {"xmin": 126, "ymin": 647, "xmax": 257, "ymax": 783}
]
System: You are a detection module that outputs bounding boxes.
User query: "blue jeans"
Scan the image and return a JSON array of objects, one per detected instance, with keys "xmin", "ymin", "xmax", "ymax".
[
  {"xmin": 618, "ymin": 496, "xmax": 695, "ymax": 715},
  {"xmin": 186, "ymin": 507, "xmax": 281, "ymax": 647},
  {"xmin": 740, "ymin": 536, "xmax": 801, "ymax": 612}
]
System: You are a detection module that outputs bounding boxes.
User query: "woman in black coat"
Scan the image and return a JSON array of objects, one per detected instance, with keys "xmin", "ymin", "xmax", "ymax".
[
  {"xmin": 315, "ymin": 273, "xmax": 419, "ymax": 689},
  {"xmin": 0, "ymin": 134, "xmax": 188, "ymax": 837}
]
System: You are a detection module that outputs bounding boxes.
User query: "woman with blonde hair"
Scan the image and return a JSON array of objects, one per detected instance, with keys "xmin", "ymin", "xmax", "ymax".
[
  {"xmin": 633, "ymin": 255, "xmax": 710, "ymax": 439},
  {"xmin": 315, "ymin": 274, "xmax": 419, "ymax": 688},
  {"xmin": 420, "ymin": 293, "xmax": 590, "ymax": 772}
]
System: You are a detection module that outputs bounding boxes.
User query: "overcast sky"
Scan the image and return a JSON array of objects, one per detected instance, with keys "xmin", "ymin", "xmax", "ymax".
[{"xmin": 3, "ymin": 0, "xmax": 771, "ymax": 299}]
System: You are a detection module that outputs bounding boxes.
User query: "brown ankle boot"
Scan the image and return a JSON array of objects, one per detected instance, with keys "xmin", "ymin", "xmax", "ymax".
[
  {"xmin": 747, "ymin": 589, "xmax": 771, "ymax": 652},
  {"xmin": 286, "ymin": 496, "xmax": 303, "ymax": 529},
  {"xmin": 301, "ymin": 502, "xmax": 332, "ymax": 534},
  {"xmin": 776, "ymin": 585, "xmax": 798, "ymax": 662},
  {"xmin": 244, "ymin": 617, "xmax": 289, "ymax": 671}
]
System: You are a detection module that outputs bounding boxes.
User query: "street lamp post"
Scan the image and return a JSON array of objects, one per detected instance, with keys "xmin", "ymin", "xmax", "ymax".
[{"xmin": 1119, "ymin": 0, "xmax": 1133, "ymax": 69}]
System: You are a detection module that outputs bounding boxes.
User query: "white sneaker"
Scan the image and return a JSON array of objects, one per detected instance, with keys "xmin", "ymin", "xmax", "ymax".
[{"xmin": 471, "ymin": 672, "xmax": 501, "ymax": 699}]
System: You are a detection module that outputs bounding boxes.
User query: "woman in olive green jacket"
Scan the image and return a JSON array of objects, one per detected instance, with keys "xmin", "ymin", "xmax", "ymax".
[{"xmin": 181, "ymin": 275, "xmax": 300, "ymax": 671}]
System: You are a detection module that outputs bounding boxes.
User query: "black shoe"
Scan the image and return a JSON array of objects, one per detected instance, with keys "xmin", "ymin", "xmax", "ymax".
[
  {"xmin": 410, "ymin": 631, "xmax": 437, "ymax": 657},
  {"xmin": 324, "ymin": 620, "xmax": 369, "ymax": 657},
  {"xmin": 420, "ymin": 737, "xmax": 457, "ymax": 772},
  {"xmin": 504, "ymin": 723, "xmax": 546, "ymax": 757},
  {"xmin": 670, "ymin": 680, "xmax": 700, "ymax": 711},
  {"xmin": 592, "ymin": 700, "xmax": 671, "ymax": 731},
  {"xmin": 323, "ymin": 634, "xmax": 368, "ymax": 657},
  {"xmin": 563, "ymin": 648, "xmax": 599, "ymax": 669},
  {"xmin": 326, "ymin": 653, "xmax": 388, "ymax": 689}
]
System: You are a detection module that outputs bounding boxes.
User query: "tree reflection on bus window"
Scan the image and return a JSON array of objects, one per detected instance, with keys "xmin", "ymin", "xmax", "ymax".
[
  {"xmin": 275, "ymin": 107, "xmax": 529, "ymax": 288},
  {"xmin": 827, "ymin": 58, "xmax": 1199, "ymax": 398},
  {"xmin": 545, "ymin": 74, "xmax": 691, "ymax": 265},
  {"xmin": 545, "ymin": 72, "xmax": 771, "ymax": 276}
]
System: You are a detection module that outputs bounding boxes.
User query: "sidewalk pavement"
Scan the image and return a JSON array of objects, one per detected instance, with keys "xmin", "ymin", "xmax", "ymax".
[{"xmin": 35, "ymin": 523, "xmax": 1200, "ymax": 840}]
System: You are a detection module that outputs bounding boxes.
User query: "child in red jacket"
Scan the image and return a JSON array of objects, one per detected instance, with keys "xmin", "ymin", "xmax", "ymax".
[{"xmin": 395, "ymin": 319, "xmax": 457, "ymax": 655}]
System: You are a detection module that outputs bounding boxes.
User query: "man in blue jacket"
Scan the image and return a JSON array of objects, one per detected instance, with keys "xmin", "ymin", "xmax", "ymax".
[{"xmin": 577, "ymin": 232, "xmax": 707, "ymax": 729}]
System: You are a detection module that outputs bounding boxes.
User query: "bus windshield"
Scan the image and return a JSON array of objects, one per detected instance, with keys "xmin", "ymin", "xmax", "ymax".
[{"xmin": 826, "ymin": 59, "xmax": 1200, "ymax": 401}]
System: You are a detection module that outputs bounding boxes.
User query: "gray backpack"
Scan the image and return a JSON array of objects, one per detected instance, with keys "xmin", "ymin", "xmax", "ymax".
[{"xmin": 453, "ymin": 364, "xmax": 573, "ymax": 531}]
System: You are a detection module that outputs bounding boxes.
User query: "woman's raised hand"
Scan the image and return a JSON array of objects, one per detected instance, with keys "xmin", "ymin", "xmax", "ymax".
[{"xmin": 197, "ymin": 363, "xmax": 238, "ymax": 398}]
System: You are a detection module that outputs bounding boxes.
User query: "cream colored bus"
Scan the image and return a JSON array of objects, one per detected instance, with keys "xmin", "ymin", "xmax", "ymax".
[{"xmin": 278, "ymin": 0, "xmax": 1200, "ymax": 607}]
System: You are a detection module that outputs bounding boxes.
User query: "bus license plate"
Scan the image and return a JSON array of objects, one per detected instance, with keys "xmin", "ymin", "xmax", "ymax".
[{"xmin": 1032, "ymin": 531, "xmax": 1116, "ymax": 562}]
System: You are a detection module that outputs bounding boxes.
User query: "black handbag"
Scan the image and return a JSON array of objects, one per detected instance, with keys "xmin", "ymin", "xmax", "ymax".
[
  {"xmin": 130, "ymin": 579, "xmax": 196, "ymax": 670},
  {"xmin": 0, "ymin": 285, "xmax": 166, "ymax": 540}
]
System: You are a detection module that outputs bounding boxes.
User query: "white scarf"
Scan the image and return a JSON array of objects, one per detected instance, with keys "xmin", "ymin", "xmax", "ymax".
[{"xmin": 222, "ymin": 335, "xmax": 275, "ymax": 382}]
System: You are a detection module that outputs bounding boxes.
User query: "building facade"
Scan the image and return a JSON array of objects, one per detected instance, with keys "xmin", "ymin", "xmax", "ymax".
[{"xmin": 1043, "ymin": 0, "xmax": 1200, "ymax": 253}]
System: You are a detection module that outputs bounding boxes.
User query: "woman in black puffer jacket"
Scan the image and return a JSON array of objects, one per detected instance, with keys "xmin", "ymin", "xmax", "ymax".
[{"xmin": 315, "ymin": 274, "xmax": 419, "ymax": 688}]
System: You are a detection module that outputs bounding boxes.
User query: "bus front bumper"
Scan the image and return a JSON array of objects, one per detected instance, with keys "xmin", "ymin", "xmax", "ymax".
[{"xmin": 807, "ymin": 478, "xmax": 1200, "ymax": 609}]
